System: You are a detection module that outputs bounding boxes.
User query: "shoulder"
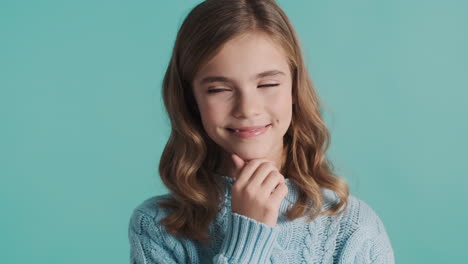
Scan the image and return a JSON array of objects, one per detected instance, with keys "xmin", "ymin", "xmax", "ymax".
[
  {"xmin": 128, "ymin": 194, "xmax": 191, "ymax": 263},
  {"xmin": 321, "ymin": 189, "xmax": 385, "ymax": 231},
  {"xmin": 128, "ymin": 194, "xmax": 174, "ymax": 238},
  {"xmin": 130, "ymin": 194, "xmax": 171, "ymax": 221},
  {"xmin": 347, "ymin": 194, "xmax": 390, "ymax": 237},
  {"xmin": 320, "ymin": 189, "xmax": 388, "ymax": 240},
  {"xmin": 336, "ymin": 194, "xmax": 395, "ymax": 263}
]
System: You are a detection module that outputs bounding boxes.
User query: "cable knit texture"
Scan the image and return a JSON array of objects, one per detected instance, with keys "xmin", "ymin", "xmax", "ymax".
[{"xmin": 128, "ymin": 175, "xmax": 395, "ymax": 263}]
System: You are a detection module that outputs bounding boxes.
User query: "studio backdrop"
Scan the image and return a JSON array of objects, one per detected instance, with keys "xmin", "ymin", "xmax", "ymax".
[{"xmin": 1, "ymin": 0, "xmax": 467, "ymax": 263}]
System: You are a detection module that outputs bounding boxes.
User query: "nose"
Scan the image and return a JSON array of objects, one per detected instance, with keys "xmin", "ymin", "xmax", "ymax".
[{"xmin": 232, "ymin": 90, "xmax": 261, "ymax": 119}]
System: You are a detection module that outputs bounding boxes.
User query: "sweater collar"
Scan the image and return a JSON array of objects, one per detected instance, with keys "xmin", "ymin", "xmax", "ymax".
[
  {"xmin": 218, "ymin": 174, "xmax": 301, "ymax": 216},
  {"xmin": 217, "ymin": 174, "xmax": 340, "ymax": 216}
]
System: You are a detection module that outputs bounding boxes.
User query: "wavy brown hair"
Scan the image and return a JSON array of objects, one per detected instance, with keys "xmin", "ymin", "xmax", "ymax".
[{"xmin": 158, "ymin": 0, "xmax": 349, "ymax": 244}]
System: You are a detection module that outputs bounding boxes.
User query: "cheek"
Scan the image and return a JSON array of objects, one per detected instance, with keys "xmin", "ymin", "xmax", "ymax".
[
  {"xmin": 199, "ymin": 101, "xmax": 227, "ymax": 127},
  {"xmin": 269, "ymin": 92, "xmax": 293, "ymax": 129},
  {"xmin": 271, "ymin": 90, "xmax": 292, "ymax": 112}
]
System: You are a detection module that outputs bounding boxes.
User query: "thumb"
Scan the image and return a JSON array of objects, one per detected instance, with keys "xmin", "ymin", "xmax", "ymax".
[{"xmin": 231, "ymin": 153, "xmax": 245, "ymax": 178}]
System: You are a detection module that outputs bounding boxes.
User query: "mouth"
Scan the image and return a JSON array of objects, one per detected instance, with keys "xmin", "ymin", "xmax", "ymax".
[{"xmin": 226, "ymin": 124, "xmax": 271, "ymax": 133}]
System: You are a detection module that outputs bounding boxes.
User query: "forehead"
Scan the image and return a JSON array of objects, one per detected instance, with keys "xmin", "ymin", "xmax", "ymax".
[{"xmin": 194, "ymin": 32, "xmax": 290, "ymax": 84}]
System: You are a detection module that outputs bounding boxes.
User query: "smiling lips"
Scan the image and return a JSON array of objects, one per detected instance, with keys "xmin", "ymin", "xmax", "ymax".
[
  {"xmin": 227, "ymin": 124, "xmax": 270, "ymax": 131},
  {"xmin": 227, "ymin": 124, "xmax": 271, "ymax": 138}
]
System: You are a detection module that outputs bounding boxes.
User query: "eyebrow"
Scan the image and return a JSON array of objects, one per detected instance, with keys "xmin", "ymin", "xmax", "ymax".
[{"xmin": 198, "ymin": 69, "xmax": 286, "ymax": 86}]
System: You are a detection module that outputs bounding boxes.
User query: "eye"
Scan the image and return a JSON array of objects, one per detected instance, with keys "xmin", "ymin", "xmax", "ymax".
[
  {"xmin": 207, "ymin": 88, "xmax": 230, "ymax": 94},
  {"xmin": 258, "ymin": 83, "xmax": 279, "ymax": 88},
  {"xmin": 207, "ymin": 83, "xmax": 279, "ymax": 94}
]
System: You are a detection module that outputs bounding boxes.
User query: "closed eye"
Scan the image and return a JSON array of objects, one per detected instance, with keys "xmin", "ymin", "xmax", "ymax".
[
  {"xmin": 207, "ymin": 83, "xmax": 279, "ymax": 94},
  {"xmin": 258, "ymin": 83, "xmax": 279, "ymax": 88},
  {"xmin": 207, "ymin": 89, "xmax": 229, "ymax": 93}
]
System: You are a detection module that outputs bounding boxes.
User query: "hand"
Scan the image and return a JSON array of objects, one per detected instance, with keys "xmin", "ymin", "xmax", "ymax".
[{"xmin": 229, "ymin": 153, "xmax": 288, "ymax": 227}]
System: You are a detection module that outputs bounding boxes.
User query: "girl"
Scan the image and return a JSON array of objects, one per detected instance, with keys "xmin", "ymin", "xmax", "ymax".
[{"xmin": 128, "ymin": 0, "xmax": 395, "ymax": 263}]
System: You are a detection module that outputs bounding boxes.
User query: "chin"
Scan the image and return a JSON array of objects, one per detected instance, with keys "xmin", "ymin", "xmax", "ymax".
[{"xmin": 231, "ymin": 148, "xmax": 270, "ymax": 161}]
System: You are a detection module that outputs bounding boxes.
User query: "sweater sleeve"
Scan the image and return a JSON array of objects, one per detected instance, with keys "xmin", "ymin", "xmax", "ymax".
[
  {"xmin": 128, "ymin": 207, "xmax": 279, "ymax": 264},
  {"xmin": 213, "ymin": 212, "xmax": 279, "ymax": 263}
]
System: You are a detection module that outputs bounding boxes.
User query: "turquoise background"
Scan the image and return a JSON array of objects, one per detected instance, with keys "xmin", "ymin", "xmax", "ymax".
[{"xmin": 1, "ymin": 0, "xmax": 467, "ymax": 263}]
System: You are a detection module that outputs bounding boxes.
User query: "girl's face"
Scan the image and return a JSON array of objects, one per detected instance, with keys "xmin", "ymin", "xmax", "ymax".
[{"xmin": 192, "ymin": 31, "xmax": 293, "ymax": 164}]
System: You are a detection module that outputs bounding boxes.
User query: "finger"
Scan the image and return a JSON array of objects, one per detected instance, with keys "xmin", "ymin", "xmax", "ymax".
[
  {"xmin": 231, "ymin": 154, "xmax": 245, "ymax": 179},
  {"xmin": 249, "ymin": 161, "xmax": 279, "ymax": 187},
  {"xmin": 261, "ymin": 171, "xmax": 285, "ymax": 196},
  {"xmin": 269, "ymin": 182, "xmax": 288, "ymax": 207},
  {"xmin": 235, "ymin": 158, "xmax": 271, "ymax": 187}
]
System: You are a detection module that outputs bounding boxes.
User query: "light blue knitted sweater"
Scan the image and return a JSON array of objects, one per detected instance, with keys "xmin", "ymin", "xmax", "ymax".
[{"xmin": 128, "ymin": 175, "xmax": 395, "ymax": 263}]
